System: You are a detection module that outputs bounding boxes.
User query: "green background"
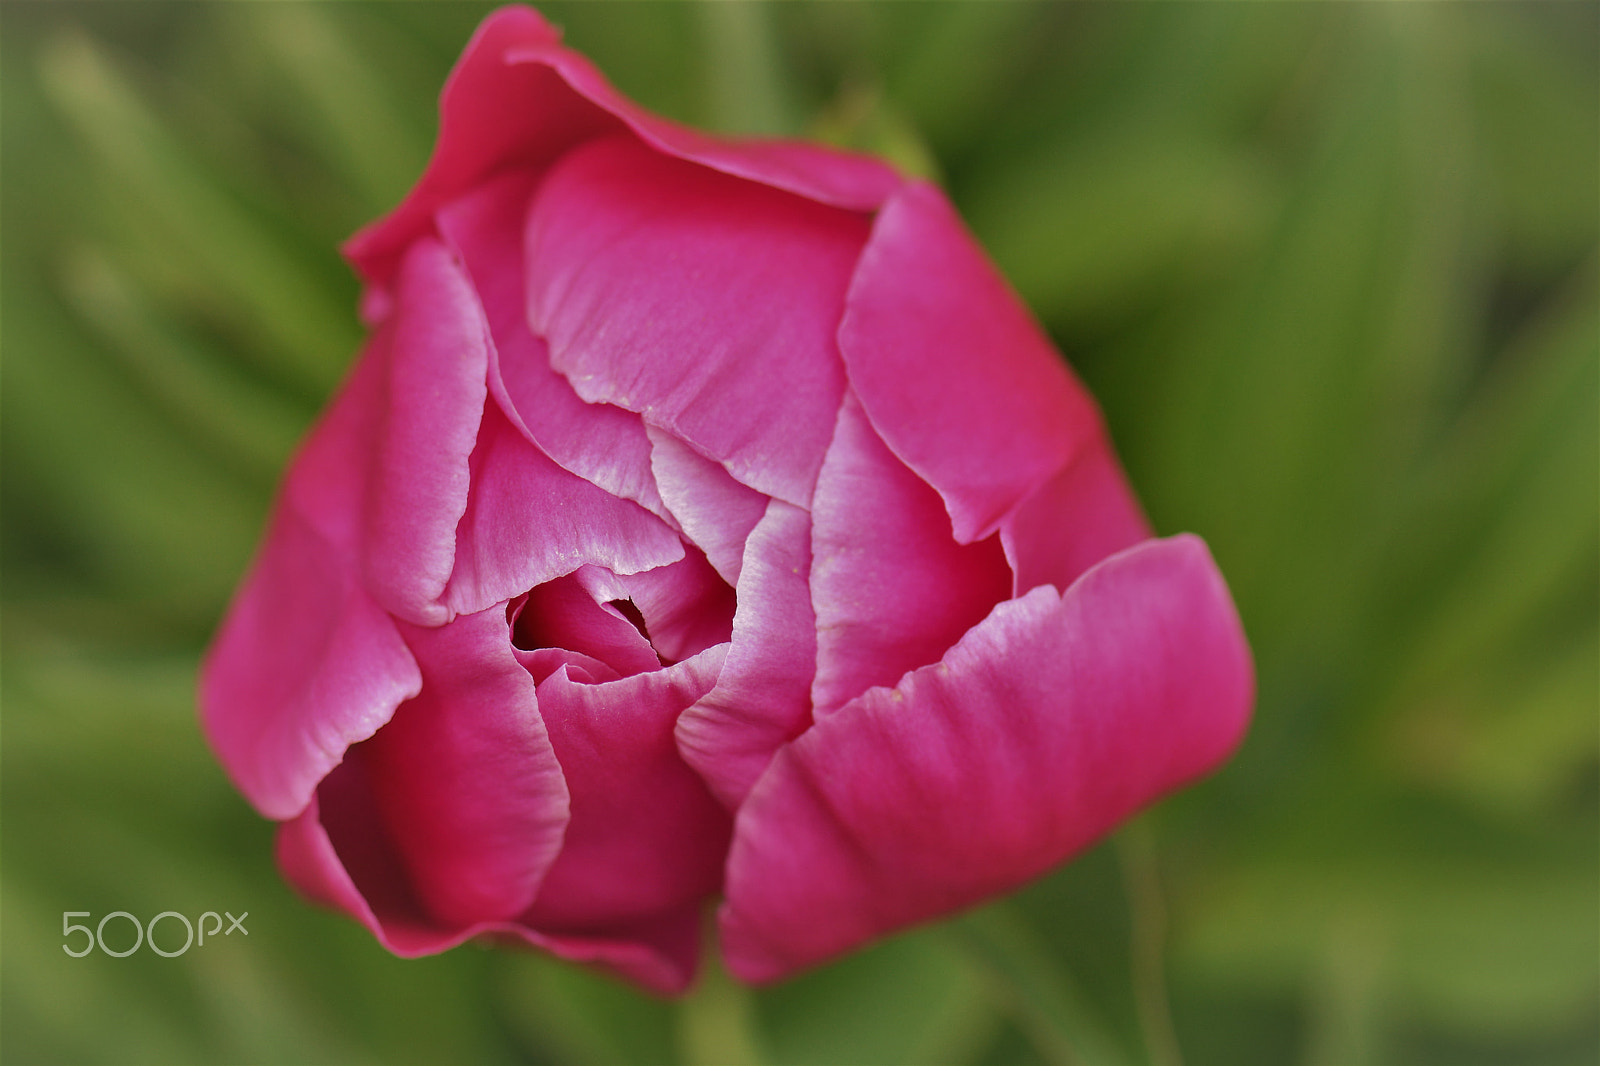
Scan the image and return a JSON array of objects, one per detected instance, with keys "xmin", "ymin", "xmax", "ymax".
[{"xmin": 3, "ymin": 3, "xmax": 1595, "ymax": 1064}]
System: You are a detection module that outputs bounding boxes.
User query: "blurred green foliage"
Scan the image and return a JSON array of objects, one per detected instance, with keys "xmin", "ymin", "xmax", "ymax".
[{"xmin": 2, "ymin": 3, "xmax": 1595, "ymax": 1065}]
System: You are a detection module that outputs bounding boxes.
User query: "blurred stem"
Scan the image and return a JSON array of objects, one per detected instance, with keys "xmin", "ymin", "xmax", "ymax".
[
  {"xmin": 677, "ymin": 925, "xmax": 767, "ymax": 1066},
  {"xmin": 951, "ymin": 904, "xmax": 1129, "ymax": 1066},
  {"xmin": 695, "ymin": 1, "xmax": 794, "ymax": 136},
  {"xmin": 1303, "ymin": 913, "xmax": 1387, "ymax": 1066},
  {"xmin": 1115, "ymin": 822, "xmax": 1185, "ymax": 1066}
]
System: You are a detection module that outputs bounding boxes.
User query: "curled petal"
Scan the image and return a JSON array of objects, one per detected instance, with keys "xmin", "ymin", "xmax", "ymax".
[
  {"xmin": 344, "ymin": 7, "xmax": 574, "ymax": 287},
  {"xmin": 520, "ymin": 647, "xmax": 733, "ymax": 989},
  {"xmin": 361, "ymin": 238, "xmax": 490, "ymax": 626},
  {"xmin": 277, "ymin": 603, "xmax": 569, "ymax": 940},
  {"xmin": 502, "ymin": 38, "xmax": 900, "ymax": 212},
  {"xmin": 1000, "ymin": 432, "xmax": 1151, "ymax": 597},
  {"xmin": 201, "ymin": 506, "xmax": 420, "ymax": 821},
  {"xmin": 347, "ymin": 6, "xmax": 898, "ymax": 286},
  {"xmin": 364, "ymin": 607, "xmax": 571, "ymax": 927},
  {"xmin": 719, "ymin": 535, "xmax": 1254, "ymax": 982},
  {"xmin": 201, "ymin": 338, "xmax": 420, "ymax": 821},
  {"xmin": 618, "ymin": 548, "xmax": 737, "ymax": 665},
  {"xmin": 676, "ymin": 499, "xmax": 816, "ymax": 809},
  {"xmin": 512, "ymin": 645, "xmax": 623, "ymax": 687},
  {"xmin": 515, "ymin": 571, "xmax": 662, "ymax": 680},
  {"xmin": 526, "ymin": 135, "xmax": 868, "ymax": 506},
  {"xmin": 810, "ymin": 393, "xmax": 1012, "ymax": 715},
  {"xmin": 647, "ymin": 425, "xmax": 769, "ymax": 586},
  {"xmin": 839, "ymin": 182, "xmax": 1106, "ymax": 543},
  {"xmin": 494, "ymin": 334, "xmax": 670, "ymax": 524},
  {"xmin": 277, "ymin": 777, "xmax": 693, "ymax": 994},
  {"xmin": 437, "ymin": 173, "xmax": 670, "ymax": 521},
  {"xmin": 277, "ymin": 790, "xmax": 471, "ymax": 957},
  {"xmin": 443, "ymin": 399, "xmax": 684, "ymax": 617}
]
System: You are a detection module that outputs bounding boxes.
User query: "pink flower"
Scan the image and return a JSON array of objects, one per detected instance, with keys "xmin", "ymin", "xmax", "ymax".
[{"xmin": 199, "ymin": 5, "xmax": 1253, "ymax": 993}]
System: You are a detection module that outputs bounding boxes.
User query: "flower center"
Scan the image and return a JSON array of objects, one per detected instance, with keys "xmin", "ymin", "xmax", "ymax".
[
  {"xmin": 507, "ymin": 551, "xmax": 735, "ymax": 680},
  {"xmin": 606, "ymin": 598, "xmax": 652, "ymax": 645}
]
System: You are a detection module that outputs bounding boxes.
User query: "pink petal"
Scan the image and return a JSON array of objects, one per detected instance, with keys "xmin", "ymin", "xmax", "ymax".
[
  {"xmin": 719, "ymin": 535, "xmax": 1254, "ymax": 982},
  {"xmin": 810, "ymin": 393, "xmax": 1012, "ymax": 716},
  {"xmin": 343, "ymin": 7, "xmax": 581, "ymax": 288},
  {"xmin": 676, "ymin": 499, "xmax": 815, "ymax": 808},
  {"xmin": 201, "ymin": 506, "xmax": 421, "ymax": 821},
  {"xmin": 442, "ymin": 398, "xmax": 684, "ymax": 617},
  {"xmin": 360, "ymin": 238, "xmax": 490, "ymax": 626},
  {"xmin": 647, "ymin": 425, "xmax": 769, "ymax": 586},
  {"xmin": 514, "ymin": 570, "xmax": 663, "ymax": 679},
  {"xmin": 526, "ymin": 135, "xmax": 869, "ymax": 506},
  {"xmin": 523, "ymin": 647, "xmax": 731, "ymax": 940},
  {"xmin": 201, "ymin": 337, "xmax": 421, "ymax": 821},
  {"xmin": 361, "ymin": 607, "xmax": 571, "ymax": 927},
  {"xmin": 278, "ymin": 320, "xmax": 386, "ymax": 549},
  {"xmin": 501, "ymin": 42, "xmax": 901, "ymax": 213},
  {"xmin": 502, "ymin": 912, "xmax": 704, "ymax": 996},
  {"xmin": 1001, "ymin": 433, "xmax": 1152, "ymax": 596},
  {"xmin": 433, "ymin": 171, "xmax": 539, "ymax": 344},
  {"xmin": 277, "ymin": 789, "xmax": 472, "ymax": 957},
  {"xmin": 277, "ymin": 791, "xmax": 696, "ymax": 993},
  {"xmin": 436, "ymin": 173, "xmax": 670, "ymax": 522},
  {"xmin": 512, "ymin": 645, "xmax": 624, "ymax": 686},
  {"xmin": 346, "ymin": 6, "xmax": 898, "ymax": 287},
  {"xmin": 618, "ymin": 548, "xmax": 737, "ymax": 665},
  {"xmin": 494, "ymin": 334, "xmax": 671, "ymax": 523},
  {"xmin": 838, "ymin": 182, "xmax": 1108, "ymax": 543}
]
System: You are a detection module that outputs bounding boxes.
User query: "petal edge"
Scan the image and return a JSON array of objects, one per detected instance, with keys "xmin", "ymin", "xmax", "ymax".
[{"xmin": 719, "ymin": 534, "xmax": 1253, "ymax": 982}]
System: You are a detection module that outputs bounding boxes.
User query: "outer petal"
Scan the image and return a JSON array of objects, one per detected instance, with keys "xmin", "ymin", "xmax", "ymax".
[
  {"xmin": 278, "ymin": 788, "xmax": 472, "ymax": 958},
  {"xmin": 201, "ymin": 335, "xmax": 420, "ymax": 821},
  {"xmin": 810, "ymin": 393, "xmax": 1012, "ymax": 715},
  {"xmin": 346, "ymin": 6, "xmax": 898, "ymax": 287},
  {"xmin": 201, "ymin": 507, "xmax": 420, "ymax": 821},
  {"xmin": 504, "ymin": 918, "xmax": 703, "ymax": 996},
  {"xmin": 443, "ymin": 399, "xmax": 684, "ymax": 617},
  {"xmin": 1000, "ymin": 433, "xmax": 1152, "ymax": 597},
  {"xmin": 363, "ymin": 607, "xmax": 570, "ymax": 927},
  {"xmin": 502, "ymin": 37, "xmax": 900, "ymax": 212},
  {"xmin": 838, "ymin": 182, "xmax": 1107, "ymax": 543},
  {"xmin": 277, "ymin": 603, "xmax": 568, "ymax": 940},
  {"xmin": 436, "ymin": 172, "xmax": 670, "ymax": 522},
  {"xmin": 344, "ymin": 6, "xmax": 574, "ymax": 287},
  {"xmin": 521, "ymin": 647, "xmax": 733, "ymax": 987},
  {"xmin": 719, "ymin": 535, "xmax": 1254, "ymax": 982},
  {"xmin": 526, "ymin": 135, "xmax": 869, "ymax": 506},
  {"xmin": 278, "ymin": 317, "xmax": 385, "ymax": 548},
  {"xmin": 361, "ymin": 238, "xmax": 490, "ymax": 626},
  {"xmin": 278, "ymin": 769, "xmax": 693, "ymax": 994},
  {"xmin": 676, "ymin": 499, "xmax": 815, "ymax": 808}
]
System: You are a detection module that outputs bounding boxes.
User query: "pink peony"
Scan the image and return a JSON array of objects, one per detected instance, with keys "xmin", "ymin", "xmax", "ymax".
[{"xmin": 200, "ymin": 5, "xmax": 1253, "ymax": 993}]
